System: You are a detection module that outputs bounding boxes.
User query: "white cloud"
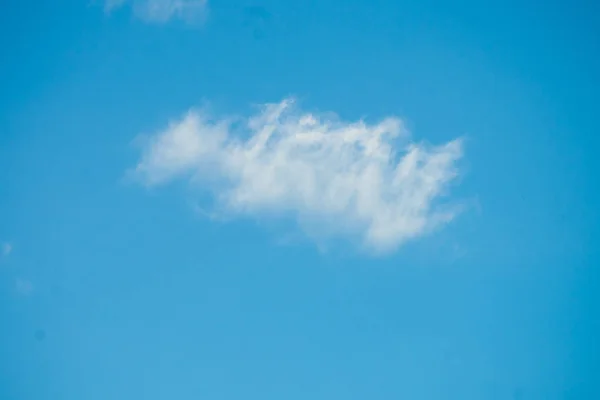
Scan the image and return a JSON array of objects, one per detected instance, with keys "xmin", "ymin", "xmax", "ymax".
[
  {"xmin": 105, "ymin": 0, "xmax": 208, "ymax": 24},
  {"xmin": 1, "ymin": 242, "xmax": 11, "ymax": 257},
  {"xmin": 15, "ymin": 278, "xmax": 33, "ymax": 296},
  {"xmin": 131, "ymin": 98, "xmax": 464, "ymax": 253}
]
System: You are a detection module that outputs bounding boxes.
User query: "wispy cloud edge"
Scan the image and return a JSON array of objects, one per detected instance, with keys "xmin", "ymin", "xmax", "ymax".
[
  {"xmin": 1, "ymin": 242, "xmax": 12, "ymax": 257},
  {"xmin": 15, "ymin": 278, "xmax": 33, "ymax": 296},
  {"xmin": 105, "ymin": 0, "xmax": 208, "ymax": 24}
]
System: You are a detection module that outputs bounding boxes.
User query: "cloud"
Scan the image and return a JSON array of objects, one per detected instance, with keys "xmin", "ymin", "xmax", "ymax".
[
  {"xmin": 105, "ymin": 0, "xmax": 208, "ymax": 24},
  {"xmin": 1, "ymin": 242, "xmax": 11, "ymax": 257},
  {"xmin": 131, "ymin": 98, "xmax": 464, "ymax": 253},
  {"xmin": 15, "ymin": 278, "xmax": 34, "ymax": 296}
]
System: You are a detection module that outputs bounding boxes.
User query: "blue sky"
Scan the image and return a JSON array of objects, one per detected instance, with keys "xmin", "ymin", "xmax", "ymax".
[{"xmin": 1, "ymin": 0, "xmax": 598, "ymax": 398}]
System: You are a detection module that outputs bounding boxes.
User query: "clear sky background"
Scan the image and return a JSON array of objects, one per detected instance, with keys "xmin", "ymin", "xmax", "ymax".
[{"xmin": 1, "ymin": 0, "xmax": 599, "ymax": 399}]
